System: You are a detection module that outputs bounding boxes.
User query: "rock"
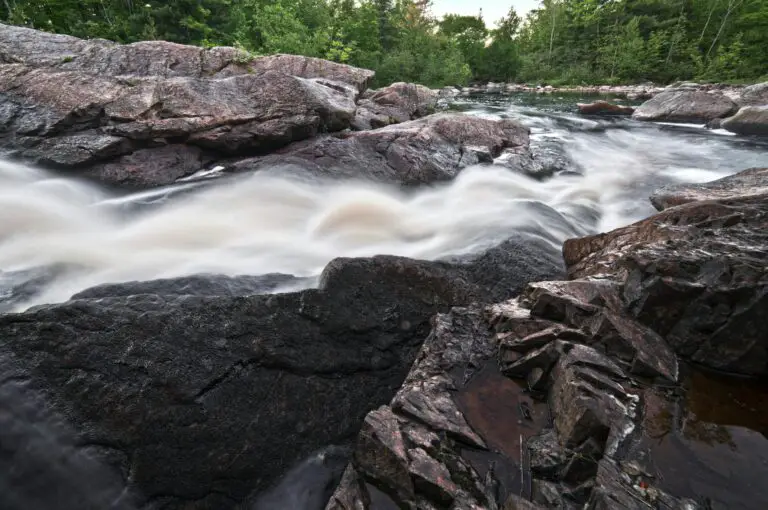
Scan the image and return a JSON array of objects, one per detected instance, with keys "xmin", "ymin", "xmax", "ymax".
[
  {"xmin": 246, "ymin": 446, "xmax": 350, "ymax": 510},
  {"xmin": 722, "ymin": 106, "xmax": 768, "ymax": 136},
  {"xmin": 0, "ymin": 24, "xmax": 384, "ymax": 188},
  {"xmin": 632, "ymin": 89, "xmax": 738, "ymax": 123},
  {"xmin": 737, "ymin": 82, "xmax": 768, "ymax": 107},
  {"xmin": 231, "ymin": 113, "xmax": 532, "ymax": 187},
  {"xmin": 0, "ymin": 65, "xmax": 358, "ymax": 186},
  {"xmin": 351, "ymin": 82, "xmax": 438, "ymax": 130},
  {"xmin": 84, "ymin": 144, "xmax": 208, "ymax": 188},
  {"xmin": 70, "ymin": 273, "xmax": 302, "ymax": 300},
  {"xmin": 650, "ymin": 167, "xmax": 768, "ymax": 211},
  {"xmin": 0, "ymin": 255, "xmax": 490, "ymax": 508},
  {"xmin": 564, "ymin": 174, "xmax": 768, "ymax": 376},
  {"xmin": 0, "ymin": 24, "xmax": 374, "ymax": 90},
  {"xmin": 577, "ymin": 101, "xmax": 634, "ymax": 116}
]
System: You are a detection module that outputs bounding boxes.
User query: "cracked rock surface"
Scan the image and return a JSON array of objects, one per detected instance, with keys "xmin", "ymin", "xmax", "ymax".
[{"xmin": 325, "ymin": 166, "xmax": 768, "ymax": 510}]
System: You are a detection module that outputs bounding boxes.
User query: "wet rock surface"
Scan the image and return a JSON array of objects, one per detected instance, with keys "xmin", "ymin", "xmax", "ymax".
[
  {"xmin": 632, "ymin": 89, "xmax": 738, "ymax": 123},
  {"xmin": 650, "ymin": 166, "xmax": 768, "ymax": 210},
  {"xmin": 326, "ymin": 166, "xmax": 768, "ymax": 510},
  {"xmin": 229, "ymin": 113, "xmax": 531, "ymax": 186},
  {"xmin": 0, "ymin": 238, "xmax": 564, "ymax": 509},
  {"xmin": 722, "ymin": 105, "xmax": 768, "ymax": 136},
  {"xmin": 577, "ymin": 101, "xmax": 634, "ymax": 116}
]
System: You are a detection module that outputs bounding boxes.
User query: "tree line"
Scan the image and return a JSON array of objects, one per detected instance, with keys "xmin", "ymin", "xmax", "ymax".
[{"xmin": 2, "ymin": 0, "xmax": 766, "ymax": 87}]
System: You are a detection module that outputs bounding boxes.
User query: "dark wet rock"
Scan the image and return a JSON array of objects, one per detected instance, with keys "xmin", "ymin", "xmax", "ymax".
[
  {"xmin": 0, "ymin": 364, "xmax": 137, "ymax": 510},
  {"xmin": 528, "ymin": 430, "xmax": 568, "ymax": 480},
  {"xmin": 325, "ymin": 307, "xmax": 525, "ymax": 509},
  {"xmin": 737, "ymin": 81, "xmax": 768, "ymax": 107},
  {"xmin": 0, "ymin": 255, "xmax": 492, "ymax": 509},
  {"xmin": 722, "ymin": 106, "xmax": 768, "ymax": 136},
  {"xmin": 247, "ymin": 446, "xmax": 350, "ymax": 510},
  {"xmin": 565, "ymin": 180, "xmax": 768, "ymax": 376},
  {"xmin": 504, "ymin": 494, "xmax": 548, "ymax": 509},
  {"xmin": 71, "ymin": 273, "xmax": 302, "ymax": 300},
  {"xmin": 650, "ymin": 167, "xmax": 768, "ymax": 211},
  {"xmin": 577, "ymin": 101, "xmax": 634, "ymax": 116},
  {"xmin": 632, "ymin": 89, "xmax": 738, "ymax": 123},
  {"xmin": 20, "ymin": 133, "xmax": 133, "ymax": 167},
  {"xmin": 231, "ymin": 113, "xmax": 532, "ymax": 186},
  {"xmin": 352, "ymin": 82, "xmax": 437, "ymax": 131}
]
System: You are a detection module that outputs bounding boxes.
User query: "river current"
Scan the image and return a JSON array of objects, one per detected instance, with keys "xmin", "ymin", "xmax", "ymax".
[{"xmin": 1, "ymin": 93, "xmax": 767, "ymax": 310}]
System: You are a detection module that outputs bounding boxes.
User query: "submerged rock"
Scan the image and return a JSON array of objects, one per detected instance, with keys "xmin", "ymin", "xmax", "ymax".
[
  {"xmin": 632, "ymin": 89, "xmax": 738, "ymax": 123},
  {"xmin": 577, "ymin": 101, "xmax": 634, "ymax": 116}
]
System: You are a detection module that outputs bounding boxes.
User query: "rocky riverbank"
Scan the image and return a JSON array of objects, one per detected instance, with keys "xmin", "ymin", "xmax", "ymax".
[
  {"xmin": 1, "ymin": 24, "xmax": 768, "ymax": 510},
  {"xmin": 323, "ymin": 166, "xmax": 768, "ymax": 510}
]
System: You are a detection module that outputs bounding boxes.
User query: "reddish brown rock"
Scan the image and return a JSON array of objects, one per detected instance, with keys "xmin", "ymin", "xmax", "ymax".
[{"xmin": 577, "ymin": 101, "xmax": 634, "ymax": 116}]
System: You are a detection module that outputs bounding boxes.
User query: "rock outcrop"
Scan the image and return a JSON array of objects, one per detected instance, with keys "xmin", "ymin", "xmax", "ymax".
[
  {"xmin": 650, "ymin": 166, "xmax": 768, "ymax": 210},
  {"xmin": 722, "ymin": 105, "xmax": 768, "ymax": 136},
  {"xmin": 0, "ymin": 233, "xmax": 564, "ymax": 510},
  {"xmin": 229, "ymin": 113, "xmax": 531, "ymax": 186},
  {"xmin": 577, "ymin": 101, "xmax": 634, "ymax": 116},
  {"xmin": 327, "ymin": 166, "xmax": 768, "ymax": 510},
  {"xmin": 737, "ymin": 82, "xmax": 768, "ymax": 107},
  {"xmin": 352, "ymin": 82, "xmax": 438, "ymax": 130},
  {"xmin": 632, "ymin": 89, "xmax": 738, "ymax": 123}
]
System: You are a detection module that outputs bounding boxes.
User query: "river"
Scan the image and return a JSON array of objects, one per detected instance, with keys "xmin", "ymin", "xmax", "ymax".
[{"xmin": 1, "ymin": 93, "xmax": 767, "ymax": 311}]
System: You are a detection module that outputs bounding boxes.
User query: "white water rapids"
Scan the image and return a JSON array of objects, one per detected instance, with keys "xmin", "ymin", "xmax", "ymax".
[{"xmin": 2, "ymin": 100, "xmax": 767, "ymax": 310}]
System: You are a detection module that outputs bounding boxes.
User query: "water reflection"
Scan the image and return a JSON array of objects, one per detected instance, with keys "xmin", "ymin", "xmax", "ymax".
[{"xmin": 644, "ymin": 369, "xmax": 768, "ymax": 510}]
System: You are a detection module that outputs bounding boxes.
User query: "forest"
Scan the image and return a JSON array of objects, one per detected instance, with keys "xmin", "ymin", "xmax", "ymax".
[{"xmin": 2, "ymin": 0, "xmax": 766, "ymax": 88}]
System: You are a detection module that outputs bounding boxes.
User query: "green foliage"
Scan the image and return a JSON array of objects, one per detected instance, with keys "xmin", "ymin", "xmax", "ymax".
[{"xmin": 2, "ymin": 0, "xmax": 765, "ymax": 86}]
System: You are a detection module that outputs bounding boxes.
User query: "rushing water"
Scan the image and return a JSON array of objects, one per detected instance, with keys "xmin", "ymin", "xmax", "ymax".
[{"xmin": 1, "ymin": 93, "xmax": 767, "ymax": 310}]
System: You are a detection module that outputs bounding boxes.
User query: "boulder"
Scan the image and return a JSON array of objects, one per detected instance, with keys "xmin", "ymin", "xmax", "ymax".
[
  {"xmin": 351, "ymin": 82, "xmax": 438, "ymax": 130},
  {"xmin": 721, "ymin": 105, "xmax": 768, "ymax": 136},
  {"xmin": 632, "ymin": 89, "xmax": 738, "ymax": 123},
  {"xmin": 0, "ymin": 65, "xmax": 357, "ymax": 186},
  {"xmin": 577, "ymin": 101, "xmax": 634, "ymax": 116},
  {"xmin": 737, "ymin": 82, "xmax": 768, "ymax": 107},
  {"xmin": 230, "ymin": 113, "xmax": 532, "ymax": 186},
  {"xmin": 0, "ymin": 255, "xmax": 486, "ymax": 509},
  {"xmin": 650, "ymin": 167, "xmax": 768, "ymax": 211},
  {"xmin": 0, "ymin": 23, "xmax": 374, "ymax": 90}
]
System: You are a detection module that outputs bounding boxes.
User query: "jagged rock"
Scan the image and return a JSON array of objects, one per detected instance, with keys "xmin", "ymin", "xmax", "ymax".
[
  {"xmin": 564, "ymin": 180, "xmax": 768, "ymax": 376},
  {"xmin": 650, "ymin": 167, "xmax": 768, "ymax": 211},
  {"xmin": 528, "ymin": 430, "xmax": 568, "ymax": 479},
  {"xmin": 231, "ymin": 113, "xmax": 532, "ymax": 187},
  {"xmin": 0, "ymin": 24, "xmax": 374, "ymax": 90},
  {"xmin": 577, "ymin": 101, "xmax": 634, "ymax": 116},
  {"xmin": 325, "ymin": 307, "xmax": 522, "ymax": 510},
  {"xmin": 737, "ymin": 82, "xmax": 768, "ymax": 107},
  {"xmin": 324, "ymin": 466, "xmax": 369, "ymax": 510},
  {"xmin": 585, "ymin": 310, "xmax": 678, "ymax": 381},
  {"xmin": 549, "ymin": 345, "xmax": 633, "ymax": 449},
  {"xmin": 352, "ymin": 82, "xmax": 438, "ymax": 130},
  {"xmin": 0, "ymin": 255, "xmax": 491, "ymax": 509},
  {"xmin": 632, "ymin": 90, "xmax": 738, "ymax": 123},
  {"xmin": 722, "ymin": 105, "xmax": 768, "ymax": 136},
  {"xmin": 587, "ymin": 460, "xmax": 700, "ymax": 510}
]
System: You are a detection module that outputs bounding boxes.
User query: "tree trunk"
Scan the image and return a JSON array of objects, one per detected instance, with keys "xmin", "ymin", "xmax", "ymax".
[
  {"xmin": 707, "ymin": 0, "xmax": 742, "ymax": 59},
  {"xmin": 698, "ymin": 0, "xmax": 719, "ymax": 43},
  {"xmin": 548, "ymin": 1, "xmax": 557, "ymax": 65}
]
